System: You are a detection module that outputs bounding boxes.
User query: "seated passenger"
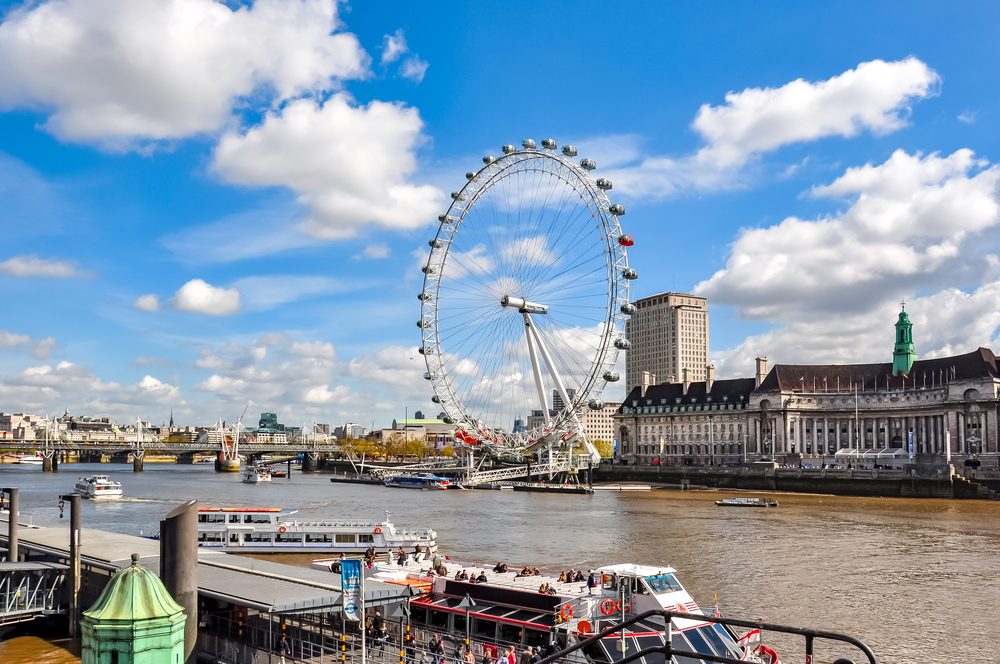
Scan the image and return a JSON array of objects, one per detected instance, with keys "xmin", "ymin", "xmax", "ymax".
[
  {"xmin": 477, "ymin": 571, "xmax": 488, "ymax": 582},
  {"xmin": 558, "ymin": 572, "xmax": 567, "ymax": 583}
]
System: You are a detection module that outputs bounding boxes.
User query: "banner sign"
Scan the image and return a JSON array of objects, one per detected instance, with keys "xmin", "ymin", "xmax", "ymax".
[
  {"xmin": 341, "ymin": 558, "xmax": 362, "ymax": 621},
  {"xmin": 907, "ymin": 431, "xmax": 914, "ymax": 460}
]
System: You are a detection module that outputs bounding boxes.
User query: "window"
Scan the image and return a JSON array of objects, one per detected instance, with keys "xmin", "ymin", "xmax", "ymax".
[{"xmin": 335, "ymin": 534, "xmax": 355, "ymax": 544}]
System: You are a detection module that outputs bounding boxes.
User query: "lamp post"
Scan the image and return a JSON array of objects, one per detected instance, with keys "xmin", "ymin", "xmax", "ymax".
[{"xmin": 456, "ymin": 593, "xmax": 476, "ymax": 649}]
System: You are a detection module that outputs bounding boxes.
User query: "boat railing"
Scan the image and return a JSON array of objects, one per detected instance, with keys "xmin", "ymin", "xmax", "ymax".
[{"xmin": 536, "ymin": 607, "xmax": 878, "ymax": 664}]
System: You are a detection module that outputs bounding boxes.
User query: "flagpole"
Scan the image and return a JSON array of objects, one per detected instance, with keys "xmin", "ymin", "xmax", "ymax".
[{"xmin": 361, "ymin": 569, "xmax": 367, "ymax": 664}]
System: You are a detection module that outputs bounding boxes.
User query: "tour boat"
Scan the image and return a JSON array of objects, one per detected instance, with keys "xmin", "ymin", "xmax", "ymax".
[
  {"xmin": 16, "ymin": 453, "xmax": 45, "ymax": 465},
  {"xmin": 242, "ymin": 465, "xmax": 272, "ymax": 484},
  {"xmin": 196, "ymin": 507, "xmax": 438, "ymax": 555},
  {"xmin": 353, "ymin": 559, "xmax": 780, "ymax": 664},
  {"xmin": 715, "ymin": 497, "xmax": 779, "ymax": 508},
  {"xmin": 74, "ymin": 475, "xmax": 124, "ymax": 500},
  {"xmin": 383, "ymin": 472, "xmax": 452, "ymax": 490}
]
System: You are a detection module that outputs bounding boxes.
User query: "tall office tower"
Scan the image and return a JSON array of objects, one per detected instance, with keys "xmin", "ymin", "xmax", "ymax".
[
  {"xmin": 625, "ymin": 292, "xmax": 709, "ymax": 389},
  {"xmin": 552, "ymin": 388, "xmax": 577, "ymax": 412}
]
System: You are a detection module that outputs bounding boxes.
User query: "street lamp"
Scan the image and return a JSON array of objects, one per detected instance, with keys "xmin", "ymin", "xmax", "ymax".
[{"xmin": 456, "ymin": 593, "xmax": 477, "ymax": 649}]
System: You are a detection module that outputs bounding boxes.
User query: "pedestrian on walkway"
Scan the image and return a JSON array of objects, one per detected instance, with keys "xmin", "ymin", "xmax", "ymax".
[
  {"xmin": 278, "ymin": 634, "xmax": 291, "ymax": 664},
  {"xmin": 587, "ymin": 571, "xmax": 598, "ymax": 595}
]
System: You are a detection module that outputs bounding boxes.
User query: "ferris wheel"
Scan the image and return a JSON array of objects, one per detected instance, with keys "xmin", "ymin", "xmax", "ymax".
[{"xmin": 418, "ymin": 138, "xmax": 636, "ymax": 459}]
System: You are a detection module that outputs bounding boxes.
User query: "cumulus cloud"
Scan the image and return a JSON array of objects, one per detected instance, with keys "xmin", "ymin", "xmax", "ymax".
[
  {"xmin": 211, "ymin": 94, "xmax": 445, "ymax": 239},
  {"xmin": 353, "ymin": 243, "xmax": 391, "ymax": 261},
  {"xmin": 697, "ymin": 149, "xmax": 1000, "ymax": 318},
  {"xmin": 605, "ymin": 58, "xmax": 939, "ymax": 198},
  {"xmin": 400, "ymin": 57, "xmax": 429, "ymax": 83},
  {"xmin": 0, "ymin": 0, "xmax": 367, "ymax": 148},
  {"xmin": 134, "ymin": 294, "xmax": 160, "ymax": 312},
  {"xmin": 381, "ymin": 29, "xmax": 408, "ymax": 64},
  {"xmin": 0, "ymin": 329, "xmax": 56, "ymax": 360},
  {"xmin": 173, "ymin": 278, "xmax": 241, "ymax": 315},
  {"xmin": 0, "ymin": 254, "xmax": 87, "ymax": 278}
]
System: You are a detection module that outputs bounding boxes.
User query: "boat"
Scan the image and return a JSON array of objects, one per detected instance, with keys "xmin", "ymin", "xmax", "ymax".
[
  {"xmin": 74, "ymin": 475, "xmax": 123, "ymax": 500},
  {"xmin": 16, "ymin": 453, "xmax": 45, "ymax": 465},
  {"xmin": 715, "ymin": 497, "xmax": 779, "ymax": 507},
  {"xmin": 350, "ymin": 558, "xmax": 780, "ymax": 664},
  {"xmin": 383, "ymin": 472, "xmax": 452, "ymax": 489},
  {"xmin": 242, "ymin": 465, "xmax": 272, "ymax": 483},
  {"xmin": 196, "ymin": 507, "xmax": 438, "ymax": 555}
]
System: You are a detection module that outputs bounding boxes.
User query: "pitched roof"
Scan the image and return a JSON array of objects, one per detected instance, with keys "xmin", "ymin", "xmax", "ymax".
[
  {"xmin": 619, "ymin": 377, "xmax": 757, "ymax": 411},
  {"xmin": 757, "ymin": 347, "xmax": 1000, "ymax": 392}
]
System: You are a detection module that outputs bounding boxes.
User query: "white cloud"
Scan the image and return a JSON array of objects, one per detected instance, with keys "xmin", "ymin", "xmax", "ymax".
[
  {"xmin": 957, "ymin": 110, "xmax": 978, "ymax": 125},
  {"xmin": 212, "ymin": 94, "xmax": 445, "ymax": 239},
  {"xmin": 232, "ymin": 275, "xmax": 353, "ymax": 311},
  {"xmin": 381, "ymin": 29, "xmax": 407, "ymax": 64},
  {"xmin": 500, "ymin": 236, "xmax": 558, "ymax": 267},
  {"xmin": 697, "ymin": 149, "xmax": 1000, "ymax": 318},
  {"xmin": 173, "ymin": 278, "xmax": 241, "ymax": 315},
  {"xmin": 605, "ymin": 58, "xmax": 939, "ymax": 198},
  {"xmin": 353, "ymin": 243, "xmax": 391, "ymax": 261},
  {"xmin": 0, "ymin": 329, "xmax": 56, "ymax": 360},
  {"xmin": 0, "ymin": 0, "xmax": 367, "ymax": 147},
  {"xmin": 400, "ymin": 56, "xmax": 428, "ymax": 83},
  {"xmin": 0, "ymin": 330, "xmax": 31, "ymax": 349},
  {"xmin": 134, "ymin": 294, "xmax": 160, "ymax": 312},
  {"xmin": 713, "ymin": 285, "xmax": 1000, "ymax": 378},
  {"xmin": 33, "ymin": 337, "xmax": 56, "ymax": 360},
  {"xmin": 0, "ymin": 254, "xmax": 87, "ymax": 278}
]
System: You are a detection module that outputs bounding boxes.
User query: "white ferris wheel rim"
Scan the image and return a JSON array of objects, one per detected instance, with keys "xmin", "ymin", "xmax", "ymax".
[{"xmin": 418, "ymin": 141, "xmax": 632, "ymax": 447}]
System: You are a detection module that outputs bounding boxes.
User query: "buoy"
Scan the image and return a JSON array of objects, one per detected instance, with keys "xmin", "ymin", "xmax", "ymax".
[
  {"xmin": 600, "ymin": 599, "xmax": 617, "ymax": 616},
  {"xmin": 374, "ymin": 527, "xmax": 383, "ymax": 535},
  {"xmin": 561, "ymin": 605, "xmax": 573, "ymax": 620},
  {"xmin": 278, "ymin": 526, "xmax": 287, "ymax": 534}
]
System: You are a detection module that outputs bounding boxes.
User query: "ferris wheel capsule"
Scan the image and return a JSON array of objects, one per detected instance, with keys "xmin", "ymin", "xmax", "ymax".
[
  {"xmin": 502, "ymin": 144, "xmax": 517, "ymax": 154},
  {"xmin": 541, "ymin": 138, "xmax": 557, "ymax": 149},
  {"xmin": 483, "ymin": 155, "xmax": 497, "ymax": 165},
  {"xmin": 596, "ymin": 178, "xmax": 613, "ymax": 191},
  {"xmin": 620, "ymin": 303, "xmax": 637, "ymax": 315},
  {"xmin": 622, "ymin": 268, "xmax": 638, "ymax": 280},
  {"xmin": 466, "ymin": 172, "xmax": 476, "ymax": 180},
  {"xmin": 614, "ymin": 338, "xmax": 631, "ymax": 350},
  {"xmin": 603, "ymin": 371, "xmax": 620, "ymax": 382},
  {"xmin": 429, "ymin": 239, "xmax": 443, "ymax": 248},
  {"xmin": 588, "ymin": 399, "xmax": 605, "ymax": 410},
  {"xmin": 521, "ymin": 138, "xmax": 537, "ymax": 149},
  {"xmin": 580, "ymin": 158, "xmax": 596, "ymax": 170},
  {"xmin": 562, "ymin": 145, "xmax": 578, "ymax": 157},
  {"xmin": 609, "ymin": 203, "xmax": 626, "ymax": 216},
  {"xmin": 618, "ymin": 234, "xmax": 634, "ymax": 246}
]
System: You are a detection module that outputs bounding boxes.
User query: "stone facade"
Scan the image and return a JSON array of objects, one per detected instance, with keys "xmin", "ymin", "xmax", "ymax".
[
  {"xmin": 625, "ymin": 292, "xmax": 709, "ymax": 389},
  {"xmin": 615, "ymin": 348, "xmax": 1000, "ymax": 468}
]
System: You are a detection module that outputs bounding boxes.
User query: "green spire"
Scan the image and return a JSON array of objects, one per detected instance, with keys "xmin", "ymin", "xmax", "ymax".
[{"xmin": 892, "ymin": 302, "xmax": 916, "ymax": 376}]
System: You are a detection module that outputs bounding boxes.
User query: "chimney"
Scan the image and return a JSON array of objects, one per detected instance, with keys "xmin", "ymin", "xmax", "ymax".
[
  {"xmin": 641, "ymin": 371, "xmax": 652, "ymax": 397},
  {"xmin": 755, "ymin": 356, "xmax": 768, "ymax": 387},
  {"xmin": 706, "ymin": 364, "xmax": 716, "ymax": 392},
  {"xmin": 682, "ymin": 368, "xmax": 690, "ymax": 393}
]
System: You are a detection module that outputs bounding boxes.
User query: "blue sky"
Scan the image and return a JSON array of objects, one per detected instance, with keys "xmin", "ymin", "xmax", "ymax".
[{"xmin": 1, "ymin": 0, "xmax": 1000, "ymax": 427}]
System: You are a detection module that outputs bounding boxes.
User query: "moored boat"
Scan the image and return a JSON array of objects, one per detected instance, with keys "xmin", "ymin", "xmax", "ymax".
[
  {"xmin": 74, "ymin": 475, "xmax": 123, "ymax": 500},
  {"xmin": 358, "ymin": 558, "xmax": 780, "ymax": 664},
  {"xmin": 242, "ymin": 465, "xmax": 272, "ymax": 483},
  {"xmin": 196, "ymin": 507, "xmax": 438, "ymax": 555},
  {"xmin": 715, "ymin": 497, "xmax": 779, "ymax": 507},
  {"xmin": 16, "ymin": 453, "xmax": 45, "ymax": 465},
  {"xmin": 383, "ymin": 473, "xmax": 451, "ymax": 489}
]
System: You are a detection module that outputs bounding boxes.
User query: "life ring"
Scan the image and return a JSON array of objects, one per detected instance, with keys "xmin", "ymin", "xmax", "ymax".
[
  {"xmin": 278, "ymin": 526, "xmax": 287, "ymax": 534},
  {"xmin": 617, "ymin": 600, "xmax": 631, "ymax": 613},
  {"xmin": 599, "ymin": 599, "xmax": 617, "ymax": 616},
  {"xmin": 374, "ymin": 527, "xmax": 383, "ymax": 535},
  {"xmin": 561, "ymin": 605, "xmax": 573, "ymax": 620}
]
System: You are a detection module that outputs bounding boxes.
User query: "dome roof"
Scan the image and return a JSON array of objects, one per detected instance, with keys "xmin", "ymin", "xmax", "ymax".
[{"xmin": 84, "ymin": 553, "xmax": 184, "ymax": 622}]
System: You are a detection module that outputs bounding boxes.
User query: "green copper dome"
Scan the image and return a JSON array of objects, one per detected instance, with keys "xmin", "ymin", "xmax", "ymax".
[{"xmin": 84, "ymin": 553, "xmax": 184, "ymax": 622}]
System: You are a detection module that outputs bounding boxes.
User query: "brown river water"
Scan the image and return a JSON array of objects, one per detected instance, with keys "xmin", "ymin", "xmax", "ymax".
[{"xmin": 0, "ymin": 463, "xmax": 998, "ymax": 663}]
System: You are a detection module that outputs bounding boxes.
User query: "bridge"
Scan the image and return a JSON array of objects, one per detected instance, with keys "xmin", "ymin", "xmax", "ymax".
[{"xmin": 0, "ymin": 439, "xmax": 343, "ymax": 472}]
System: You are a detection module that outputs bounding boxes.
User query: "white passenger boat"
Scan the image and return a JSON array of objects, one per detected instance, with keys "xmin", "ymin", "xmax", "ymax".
[
  {"xmin": 715, "ymin": 496, "xmax": 779, "ymax": 508},
  {"xmin": 242, "ymin": 465, "xmax": 272, "ymax": 483},
  {"xmin": 16, "ymin": 453, "xmax": 45, "ymax": 465},
  {"xmin": 351, "ymin": 559, "xmax": 780, "ymax": 664},
  {"xmin": 196, "ymin": 507, "xmax": 438, "ymax": 555},
  {"xmin": 74, "ymin": 475, "xmax": 123, "ymax": 500}
]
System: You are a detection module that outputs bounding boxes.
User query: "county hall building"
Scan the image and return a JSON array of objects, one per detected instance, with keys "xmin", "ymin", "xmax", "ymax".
[{"xmin": 615, "ymin": 307, "xmax": 1000, "ymax": 468}]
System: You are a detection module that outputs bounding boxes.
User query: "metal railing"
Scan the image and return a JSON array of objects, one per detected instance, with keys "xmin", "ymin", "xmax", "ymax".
[
  {"xmin": 536, "ymin": 609, "xmax": 877, "ymax": 664},
  {"xmin": 0, "ymin": 564, "xmax": 67, "ymax": 626}
]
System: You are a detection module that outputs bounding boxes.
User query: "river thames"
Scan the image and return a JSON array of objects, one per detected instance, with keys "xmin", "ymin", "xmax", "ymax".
[{"xmin": 0, "ymin": 462, "xmax": 998, "ymax": 663}]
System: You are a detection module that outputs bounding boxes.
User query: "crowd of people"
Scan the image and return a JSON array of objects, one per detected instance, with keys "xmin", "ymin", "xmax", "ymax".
[{"xmin": 419, "ymin": 633, "xmax": 559, "ymax": 664}]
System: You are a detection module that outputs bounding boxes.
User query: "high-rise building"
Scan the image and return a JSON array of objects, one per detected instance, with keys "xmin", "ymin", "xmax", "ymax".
[
  {"xmin": 625, "ymin": 292, "xmax": 709, "ymax": 390},
  {"xmin": 552, "ymin": 388, "xmax": 577, "ymax": 412}
]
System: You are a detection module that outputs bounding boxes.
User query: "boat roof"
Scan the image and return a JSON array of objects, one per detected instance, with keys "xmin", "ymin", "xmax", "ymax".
[
  {"xmin": 596, "ymin": 563, "xmax": 677, "ymax": 577},
  {"xmin": 199, "ymin": 507, "xmax": 283, "ymax": 513}
]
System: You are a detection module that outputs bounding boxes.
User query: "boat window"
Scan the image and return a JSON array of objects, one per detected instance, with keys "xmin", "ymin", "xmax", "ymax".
[
  {"xmin": 228, "ymin": 515, "xmax": 240, "ymax": 523},
  {"xmin": 275, "ymin": 533, "xmax": 303, "ymax": 543},
  {"xmin": 602, "ymin": 573, "xmax": 617, "ymax": 591},
  {"xmin": 229, "ymin": 533, "xmax": 240, "ymax": 543},
  {"xmin": 644, "ymin": 574, "xmax": 682, "ymax": 594},
  {"xmin": 199, "ymin": 514, "xmax": 226, "ymax": 524},
  {"xmin": 244, "ymin": 514, "xmax": 273, "ymax": 524},
  {"xmin": 335, "ymin": 534, "xmax": 356, "ymax": 544},
  {"xmin": 498, "ymin": 623, "xmax": 523, "ymax": 645},
  {"xmin": 429, "ymin": 610, "xmax": 449, "ymax": 629},
  {"xmin": 358, "ymin": 534, "xmax": 374, "ymax": 543},
  {"xmin": 198, "ymin": 532, "xmax": 223, "ymax": 542},
  {"xmin": 306, "ymin": 534, "xmax": 333, "ymax": 543},
  {"xmin": 473, "ymin": 617, "xmax": 496, "ymax": 641},
  {"xmin": 245, "ymin": 533, "xmax": 273, "ymax": 543}
]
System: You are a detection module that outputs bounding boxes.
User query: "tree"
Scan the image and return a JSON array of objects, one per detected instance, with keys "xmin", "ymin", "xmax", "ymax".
[{"xmin": 592, "ymin": 439, "xmax": 614, "ymax": 459}]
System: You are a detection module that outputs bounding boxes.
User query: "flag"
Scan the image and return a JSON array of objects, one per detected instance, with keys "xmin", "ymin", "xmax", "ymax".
[{"xmin": 341, "ymin": 558, "xmax": 362, "ymax": 621}]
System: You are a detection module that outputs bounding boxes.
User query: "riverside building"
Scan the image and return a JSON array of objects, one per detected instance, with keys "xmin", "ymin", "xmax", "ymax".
[
  {"xmin": 616, "ymin": 306, "xmax": 1000, "ymax": 468},
  {"xmin": 625, "ymin": 292, "xmax": 709, "ymax": 389}
]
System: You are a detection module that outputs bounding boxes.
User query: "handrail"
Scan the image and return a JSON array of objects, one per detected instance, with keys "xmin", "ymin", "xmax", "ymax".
[{"xmin": 534, "ymin": 608, "xmax": 878, "ymax": 664}]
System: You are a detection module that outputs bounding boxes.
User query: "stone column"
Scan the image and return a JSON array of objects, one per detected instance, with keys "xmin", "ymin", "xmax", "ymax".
[
  {"xmin": 835, "ymin": 418, "xmax": 841, "ymax": 450},
  {"xmin": 824, "ymin": 417, "xmax": 830, "ymax": 455}
]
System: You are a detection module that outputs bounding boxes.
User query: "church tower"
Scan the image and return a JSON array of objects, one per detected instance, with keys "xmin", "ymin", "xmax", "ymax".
[{"xmin": 892, "ymin": 303, "xmax": 916, "ymax": 376}]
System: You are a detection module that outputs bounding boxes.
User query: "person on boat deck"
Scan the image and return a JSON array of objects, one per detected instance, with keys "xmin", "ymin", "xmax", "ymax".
[
  {"xmin": 587, "ymin": 571, "xmax": 598, "ymax": 595},
  {"xmin": 518, "ymin": 566, "xmax": 532, "ymax": 577},
  {"xmin": 518, "ymin": 647, "xmax": 532, "ymax": 664},
  {"xmin": 459, "ymin": 569, "xmax": 470, "ymax": 581},
  {"xmin": 414, "ymin": 543, "xmax": 423, "ymax": 561},
  {"xmin": 429, "ymin": 634, "xmax": 445, "ymax": 664},
  {"xmin": 531, "ymin": 566, "xmax": 541, "ymax": 575},
  {"xmin": 573, "ymin": 570, "xmax": 585, "ymax": 583},
  {"xmin": 492, "ymin": 562, "xmax": 508, "ymax": 573},
  {"xmin": 404, "ymin": 631, "xmax": 416, "ymax": 664},
  {"xmin": 476, "ymin": 571, "xmax": 488, "ymax": 582},
  {"xmin": 397, "ymin": 546, "xmax": 408, "ymax": 566},
  {"xmin": 557, "ymin": 572, "xmax": 567, "ymax": 583}
]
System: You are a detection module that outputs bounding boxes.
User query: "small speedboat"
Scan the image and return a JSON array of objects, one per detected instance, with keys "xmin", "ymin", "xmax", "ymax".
[
  {"xmin": 16, "ymin": 453, "xmax": 45, "ymax": 465},
  {"xmin": 242, "ymin": 466, "xmax": 272, "ymax": 484},
  {"xmin": 715, "ymin": 497, "xmax": 779, "ymax": 507},
  {"xmin": 74, "ymin": 475, "xmax": 123, "ymax": 499}
]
